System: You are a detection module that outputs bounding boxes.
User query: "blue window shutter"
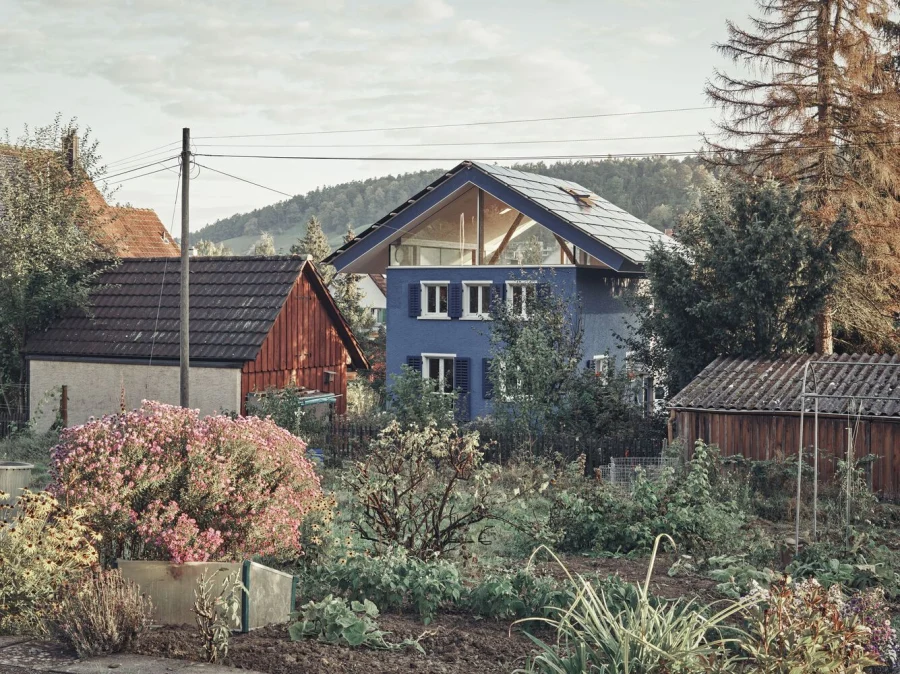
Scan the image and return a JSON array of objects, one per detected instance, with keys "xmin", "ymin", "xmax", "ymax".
[
  {"xmin": 448, "ymin": 283, "xmax": 463, "ymax": 318},
  {"xmin": 491, "ymin": 282, "xmax": 506, "ymax": 313},
  {"xmin": 483, "ymin": 358, "xmax": 494, "ymax": 400},
  {"xmin": 406, "ymin": 355, "xmax": 422, "ymax": 373},
  {"xmin": 408, "ymin": 284, "xmax": 421, "ymax": 317},
  {"xmin": 454, "ymin": 357, "xmax": 471, "ymax": 421},
  {"xmin": 586, "ymin": 358, "xmax": 595, "ymax": 371}
]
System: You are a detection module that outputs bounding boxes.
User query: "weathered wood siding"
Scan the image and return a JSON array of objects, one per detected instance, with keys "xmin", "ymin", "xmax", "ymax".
[
  {"xmin": 241, "ymin": 269, "xmax": 350, "ymax": 414},
  {"xmin": 673, "ymin": 410, "xmax": 900, "ymax": 497}
]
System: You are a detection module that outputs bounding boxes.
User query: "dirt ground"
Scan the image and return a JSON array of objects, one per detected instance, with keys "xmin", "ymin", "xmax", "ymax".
[
  {"xmin": 135, "ymin": 613, "xmax": 539, "ymax": 674},
  {"xmin": 133, "ymin": 554, "xmax": 722, "ymax": 674}
]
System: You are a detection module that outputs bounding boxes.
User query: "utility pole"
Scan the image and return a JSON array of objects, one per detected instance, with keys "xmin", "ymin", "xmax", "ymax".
[{"xmin": 180, "ymin": 128, "xmax": 190, "ymax": 407}]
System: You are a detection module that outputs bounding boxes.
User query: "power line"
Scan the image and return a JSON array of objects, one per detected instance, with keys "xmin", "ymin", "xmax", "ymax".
[
  {"xmin": 105, "ymin": 148, "xmax": 187, "ymax": 173},
  {"xmin": 106, "ymin": 141, "xmax": 181, "ymax": 167},
  {"xmin": 150, "ymin": 165, "xmax": 182, "ymax": 366},
  {"xmin": 193, "ymin": 163, "xmax": 294, "ymax": 198},
  {"xmin": 194, "ymin": 132, "xmax": 704, "ymax": 150},
  {"xmin": 194, "ymin": 150, "xmax": 706, "ymax": 162},
  {"xmin": 194, "ymin": 106, "xmax": 716, "ymax": 139},
  {"xmin": 103, "ymin": 157, "xmax": 180, "ymax": 181},
  {"xmin": 114, "ymin": 163, "xmax": 180, "ymax": 184}
]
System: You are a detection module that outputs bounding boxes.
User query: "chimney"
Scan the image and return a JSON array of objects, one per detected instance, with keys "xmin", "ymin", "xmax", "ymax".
[{"xmin": 62, "ymin": 131, "xmax": 79, "ymax": 174}]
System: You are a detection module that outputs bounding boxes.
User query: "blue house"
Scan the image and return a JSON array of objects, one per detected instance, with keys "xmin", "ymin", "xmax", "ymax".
[{"xmin": 326, "ymin": 161, "xmax": 671, "ymax": 419}]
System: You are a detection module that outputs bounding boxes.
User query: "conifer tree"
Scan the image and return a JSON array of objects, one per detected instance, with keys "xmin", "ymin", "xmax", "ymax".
[
  {"xmin": 331, "ymin": 225, "xmax": 373, "ymax": 343},
  {"xmin": 291, "ymin": 216, "xmax": 334, "ymax": 284},
  {"xmin": 248, "ymin": 232, "xmax": 276, "ymax": 256},
  {"xmin": 706, "ymin": 0, "xmax": 900, "ymax": 353}
]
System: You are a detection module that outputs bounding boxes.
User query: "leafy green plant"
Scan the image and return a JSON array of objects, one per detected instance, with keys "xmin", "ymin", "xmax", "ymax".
[
  {"xmin": 50, "ymin": 569, "xmax": 152, "ymax": 657},
  {"xmin": 0, "ymin": 489, "xmax": 98, "ymax": 635},
  {"xmin": 516, "ymin": 536, "xmax": 754, "ymax": 674},
  {"xmin": 191, "ymin": 569, "xmax": 246, "ymax": 664},
  {"xmin": 387, "ymin": 365, "xmax": 457, "ymax": 428},
  {"xmin": 289, "ymin": 595, "xmax": 423, "ymax": 652},
  {"xmin": 787, "ymin": 538, "xmax": 899, "ymax": 598},
  {"xmin": 296, "ymin": 547, "xmax": 463, "ymax": 624},
  {"xmin": 466, "ymin": 568, "xmax": 571, "ymax": 620},
  {"xmin": 705, "ymin": 555, "xmax": 777, "ymax": 599}
]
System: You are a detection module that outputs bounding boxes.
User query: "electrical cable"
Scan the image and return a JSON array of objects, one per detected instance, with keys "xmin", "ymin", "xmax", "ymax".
[
  {"xmin": 192, "ymin": 163, "xmax": 293, "ymax": 197},
  {"xmin": 193, "ymin": 132, "xmax": 705, "ymax": 150},
  {"xmin": 193, "ymin": 106, "xmax": 716, "ymax": 139},
  {"xmin": 149, "ymin": 162, "xmax": 182, "ymax": 365},
  {"xmin": 106, "ymin": 142, "xmax": 181, "ymax": 167},
  {"xmin": 104, "ymin": 157, "xmax": 180, "ymax": 181},
  {"xmin": 113, "ymin": 164, "xmax": 180, "ymax": 184}
]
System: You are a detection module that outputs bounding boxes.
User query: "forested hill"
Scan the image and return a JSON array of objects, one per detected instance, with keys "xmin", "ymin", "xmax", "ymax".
[{"xmin": 194, "ymin": 157, "xmax": 713, "ymax": 252}]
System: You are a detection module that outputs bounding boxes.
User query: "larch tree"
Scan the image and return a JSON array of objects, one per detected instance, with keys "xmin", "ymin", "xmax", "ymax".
[
  {"xmin": 706, "ymin": 0, "xmax": 900, "ymax": 353},
  {"xmin": 291, "ymin": 215, "xmax": 335, "ymax": 284}
]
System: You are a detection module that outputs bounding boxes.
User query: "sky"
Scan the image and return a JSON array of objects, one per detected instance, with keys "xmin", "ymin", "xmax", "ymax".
[{"xmin": 0, "ymin": 0, "xmax": 756, "ymax": 234}]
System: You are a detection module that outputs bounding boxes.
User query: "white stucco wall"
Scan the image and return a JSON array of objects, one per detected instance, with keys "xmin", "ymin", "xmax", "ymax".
[
  {"xmin": 28, "ymin": 359, "xmax": 242, "ymax": 434},
  {"xmin": 357, "ymin": 275, "xmax": 387, "ymax": 310}
]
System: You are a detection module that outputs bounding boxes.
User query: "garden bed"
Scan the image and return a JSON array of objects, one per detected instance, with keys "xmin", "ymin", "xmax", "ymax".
[{"xmin": 133, "ymin": 612, "xmax": 537, "ymax": 674}]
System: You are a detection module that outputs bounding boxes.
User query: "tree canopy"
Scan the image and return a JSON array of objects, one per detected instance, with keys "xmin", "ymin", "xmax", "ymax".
[{"xmin": 625, "ymin": 179, "xmax": 848, "ymax": 393}]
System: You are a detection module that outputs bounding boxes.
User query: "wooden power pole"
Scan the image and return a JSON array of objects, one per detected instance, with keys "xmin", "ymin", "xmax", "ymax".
[{"xmin": 180, "ymin": 128, "xmax": 190, "ymax": 407}]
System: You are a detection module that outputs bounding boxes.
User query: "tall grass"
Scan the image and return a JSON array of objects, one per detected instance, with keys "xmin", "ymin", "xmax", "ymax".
[{"xmin": 516, "ymin": 535, "xmax": 757, "ymax": 674}]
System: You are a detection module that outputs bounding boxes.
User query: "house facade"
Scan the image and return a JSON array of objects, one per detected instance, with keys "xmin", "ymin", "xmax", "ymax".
[
  {"xmin": 327, "ymin": 161, "xmax": 670, "ymax": 419},
  {"xmin": 26, "ymin": 256, "xmax": 368, "ymax": 431}
]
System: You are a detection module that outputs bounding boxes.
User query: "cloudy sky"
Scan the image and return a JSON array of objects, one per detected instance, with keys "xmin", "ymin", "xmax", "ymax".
[{"xmin": 0, "ymin": 0, "xmax": 755, "ymax": 233}]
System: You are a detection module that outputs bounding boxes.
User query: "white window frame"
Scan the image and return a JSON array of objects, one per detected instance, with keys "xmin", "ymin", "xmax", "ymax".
[
  {"xmin": 419, "ymin": 281, "xmax": 450, "ymax": 319},
  {"xmin": 592, "ymin": 354, "xmax": 610, "ymax": 384},
  {"xmin": 505, "ymin": 280, "xmax": 537, "ymax": 319},
  {"xmin": 462, "ymin": 281, "xmax": 492, "ymax": 320},
  {"xmin": 421, "ymin": 353, "xmax": 456, "ymax": 394}
]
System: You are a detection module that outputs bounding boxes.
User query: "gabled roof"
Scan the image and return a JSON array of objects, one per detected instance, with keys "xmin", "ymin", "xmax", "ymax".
[
  {"xmin": 26, "ymin": 256, "xmax": 369, "ymax": 368},
  {"xmin": 368, "ymin": 274, "xmax": 387, "ymax": 296},
  {"xmin": 326, "ymin": 160, "xmax": 671, "ymax": 273},
  {"xmin": 668, "ymin": 353, "xmax": 900, "ymax": 418},
  {"xmin": 0, "ymin": 145, "xmax": 179, "ymax": 258}
]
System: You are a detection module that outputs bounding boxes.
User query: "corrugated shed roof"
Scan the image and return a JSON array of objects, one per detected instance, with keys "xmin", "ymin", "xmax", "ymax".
[
  {"xmin": 28, "ymin": 256, "xmax": 309, "ymax": 363},
  {"xmin": 668, "ymin": 353, "xmax": 900, "ymax": 418},
  {"xmin": 471, "ymin": 162, "xmax": 669, "ymax": 264}
]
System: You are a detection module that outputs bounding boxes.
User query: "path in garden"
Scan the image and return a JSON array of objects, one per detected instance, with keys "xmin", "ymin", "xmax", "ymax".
[{"xmin": 0, "ymin": 638, "xmax": 264, "ymax": 674}]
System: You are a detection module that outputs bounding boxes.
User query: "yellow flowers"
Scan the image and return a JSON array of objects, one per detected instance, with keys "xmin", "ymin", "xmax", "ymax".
[{"xmin": 0, "ymin": 489, "xmax": 98, "ymax": 635}]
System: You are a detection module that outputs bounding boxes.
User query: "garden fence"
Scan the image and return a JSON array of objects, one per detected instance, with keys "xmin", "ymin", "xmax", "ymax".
[{"xmin": 319, "ymin": 418, "xmax": 667, "ymax": 473}]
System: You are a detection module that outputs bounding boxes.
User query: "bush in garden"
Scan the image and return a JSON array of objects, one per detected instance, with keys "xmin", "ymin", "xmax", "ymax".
[
  {"xmin": 297, "ymin": 546, "xmax": 463, "ymax": 624},
  {"xmin": 50, "ymin": 401, "xmax": 323, "ymax": 564},
  {"xmin": 246, "ymin": 383, "xmax": 333, "ymax": 449},
  {"xmin": 517, "ymin": 537, "xmax": 752, "ymax": 674},
  {"xmin": 465, "ymin": 568, "xmax": 571, "ymax": 620},
  {"xmin": 289, "ymin": 595, "xmax": 423, "ymax": 652},
  {"xmin": 842, "ymin": 588, "xmax": 900, "ymax": 673},
  {"xmin": 49, "ymin": 569, "xmax": 152, "ymax": 657},
  {"xmin": 0, "ymin": 489, "xmax": 98, "ymax": 635},
  {"xmin": 192, "ymin": 569, "xmax": 246, "ymax": 664},
  {"xmin": 345, "ymin": 420, "xmax": 537, "ymax": 560},
  {"xmin": 740, "ymin": 578, "xmax": 881, "ymax": 674}
]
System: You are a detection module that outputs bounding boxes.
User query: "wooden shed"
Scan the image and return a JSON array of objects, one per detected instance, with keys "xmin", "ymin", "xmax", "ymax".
[
  {"xmin": 26, "ymin": 256, "xmax": 368, "ymax": 430},
  {"xmin": 668, "ymin": 353, "xmax": 900, "ymax": 498}
]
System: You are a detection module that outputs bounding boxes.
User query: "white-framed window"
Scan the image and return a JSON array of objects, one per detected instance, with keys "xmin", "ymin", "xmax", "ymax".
[
  {"xmin": 591, "ymin": 354, "xmax": 610, "ymax": 384},
  {"xmin": 463, "ymin": 281, "xmax": 492, "ymax": 319},
  {"xmin": 421, "ymin": 282, "xmax": 449, "ymax": 318},
  {"xmin": 422, "ymin": 353, "xmax": 455, "ymax": 393},
  {"xmin": 506, "ymin": 281, "xmax": 537, "ymax": 318},
  {"xmin": 371, "ymin": 307, "xmax": 386, "ymax": 325}
]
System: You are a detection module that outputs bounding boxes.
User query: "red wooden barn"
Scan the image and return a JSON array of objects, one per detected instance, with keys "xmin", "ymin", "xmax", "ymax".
[{"xmin": 26, "ymin": 256, "xmax": 368, "ymax": 430}]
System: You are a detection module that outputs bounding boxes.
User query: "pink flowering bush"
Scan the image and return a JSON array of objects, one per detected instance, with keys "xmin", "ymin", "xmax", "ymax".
[{"xmin": 50, "ymin": 401, "xmax": 323, "ymax": 564}]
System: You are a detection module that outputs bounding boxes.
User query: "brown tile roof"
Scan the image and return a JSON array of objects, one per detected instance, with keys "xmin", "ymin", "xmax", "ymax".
[
  {"xmin": 0, "ymin": 146, "xmax": 179, "ymax": 258},
  {"xmin": 82, "ymin": 181, "xmax": 180, "ymax": 258},
  {"xmin": 668, "ymin": 353, "xmax": 900, "ymax": 418},
  {"xmin": 26, "ymin": 256, "xmax": 369, "ymax": 369},
  {"xmin": 369, "ymin": 273, "xmax": 387, "ymax": 296}
]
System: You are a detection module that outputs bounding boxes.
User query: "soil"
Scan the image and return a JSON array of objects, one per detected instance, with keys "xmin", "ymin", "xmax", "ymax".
[
  {"xmin": 545, "ymin": 553, "xmax": 720, "ymax": 603},
  {"xmin": 134, "ymin": 612, "xmax": 539, "ymax": 674}
]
